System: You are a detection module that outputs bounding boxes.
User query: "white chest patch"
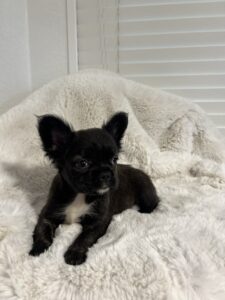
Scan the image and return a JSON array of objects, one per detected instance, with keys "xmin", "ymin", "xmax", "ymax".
[{"xmin": 64, "ymin": 193, "xmax": 92, "ymax": 224}]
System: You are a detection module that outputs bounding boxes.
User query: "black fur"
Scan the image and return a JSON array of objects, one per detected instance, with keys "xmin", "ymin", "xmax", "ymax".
[{"xmin": 29, "ymin": 112, "xmax": 159, "ymax": 265}]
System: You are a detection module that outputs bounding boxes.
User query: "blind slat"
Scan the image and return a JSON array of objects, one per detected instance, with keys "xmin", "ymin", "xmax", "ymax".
[
  {"xmin": 121, "ymin": 0, "xmax": 225, "ymax": 5},
  {"xmin": 194, "ymin": 101, "xmax": 225, "ymax": 113},
  {"xmin": 127, "ymin": 74, "xmax": 225, "ymax": 88},
  {"xmin": 119, "ymin": 46, "xmax": 225, "ymax": 62},
  {"xmin": 120, "ymin": 32, "xmax": 225, "ymax": 49},
  {"xmin": 164, "ymin": 88, "xmax": 225, "ymax": 99},
  {"xmin": 120, "ymin": 2, "xmax": 225, "ymax": 20},
  {"xmin": 208, "ymin": 114, "xmax": 225, "ymax": 126},
  {"xmin": 120, "ymin": 61, "xmax": 225, "ymax": 75},
  {"xmin": 120, "ymin": 16, "xmax": 225, "ymax": 35}
]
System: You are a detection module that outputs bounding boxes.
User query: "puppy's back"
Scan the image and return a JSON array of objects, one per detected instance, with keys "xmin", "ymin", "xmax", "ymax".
[{"xmin": 110, "ymin": 164, "xmax": 159, "ymax": 215}]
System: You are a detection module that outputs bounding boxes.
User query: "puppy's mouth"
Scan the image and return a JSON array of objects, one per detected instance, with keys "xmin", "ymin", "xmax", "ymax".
[
  {"xmin": 95, "ymin": 177, "xmax": 115, "ymax": 195},
  {"xmin": 96, "ymin": 187, "xmax": 110, "ymax": 195}
]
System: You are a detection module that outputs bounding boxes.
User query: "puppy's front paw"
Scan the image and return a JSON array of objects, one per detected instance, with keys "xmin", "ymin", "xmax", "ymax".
[
  {"xmin": 29, "ymin": 241, "xmax": 49, "ymax": 256},
  {"xmin": 64, "ymin": 248, "xmax": 87, "ymax": 266}
]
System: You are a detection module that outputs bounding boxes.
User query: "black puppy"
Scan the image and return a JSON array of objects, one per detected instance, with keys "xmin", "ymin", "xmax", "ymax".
[{"xmin": 29, "ymin": 112, "xmax": 159, "ymax": 265}]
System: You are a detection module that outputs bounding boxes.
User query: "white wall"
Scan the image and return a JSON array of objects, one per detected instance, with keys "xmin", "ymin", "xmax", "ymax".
[
  {"xmin": 0, "ymin": 0, "xmax": 31, "ymax": 113},
  {"xmin": 27, "ymin": 0, "xmax": 69, "ymax": 90},
  {"xmin": 0, "ymin": 0, "xmax": 71, "ymax": 114}
]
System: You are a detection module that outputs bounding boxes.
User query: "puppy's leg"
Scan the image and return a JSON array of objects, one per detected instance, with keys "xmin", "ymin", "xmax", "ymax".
[
  {"xmin": 137, "ymin": 179, "xmax": 159, "ymax": 213},
  {"xmin": 29, "ymin": 216, "xmax": 59, "ymax": 256},
  {"xmin": 64, "ymin": 220, "xmax": 110, "ymax": 265}
]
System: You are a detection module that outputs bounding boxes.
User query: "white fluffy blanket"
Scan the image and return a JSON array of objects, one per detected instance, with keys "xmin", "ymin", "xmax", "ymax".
[{"xmin": 0, "ymin": 69, "xmax": 225, "ymax": 300}]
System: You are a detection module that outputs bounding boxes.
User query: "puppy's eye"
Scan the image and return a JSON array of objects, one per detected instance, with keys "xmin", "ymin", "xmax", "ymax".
[
  {"xmin": 74, "ymin": 159, "xmax": 89, "ymax": 169},
  {"xmin": 112, "ymin": 155, "xmax": 118, "ymax": 164}
]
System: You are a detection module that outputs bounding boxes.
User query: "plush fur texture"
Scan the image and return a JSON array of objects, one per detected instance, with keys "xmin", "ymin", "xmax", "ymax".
[
  {"xmin": 29, "ymin": 113, "xmax": 159, "ymax": 265},
  {"xmin": 0, "ymin": 69, "xmax": 225, "ymax": 299}
]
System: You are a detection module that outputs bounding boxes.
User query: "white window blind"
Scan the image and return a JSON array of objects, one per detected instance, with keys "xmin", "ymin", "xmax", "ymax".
[
  {"xmin": 119, "ymin": 0, "xmax": 225, "ymax": 134},
  {"xmin": 76, "ymin": 0, "xmax": 225, "ymax": 134}
]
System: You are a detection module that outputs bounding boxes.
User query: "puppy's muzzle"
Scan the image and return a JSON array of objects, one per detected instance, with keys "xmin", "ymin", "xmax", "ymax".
[{"xmin": 99, "ymin": 171, "xmax": 111, "ymax": 185}]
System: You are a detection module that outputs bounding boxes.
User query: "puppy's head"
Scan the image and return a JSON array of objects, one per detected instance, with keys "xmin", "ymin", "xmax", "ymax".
[{"xmin": 38, "ymin": 112, "xmax": 128, "ymax": 195}]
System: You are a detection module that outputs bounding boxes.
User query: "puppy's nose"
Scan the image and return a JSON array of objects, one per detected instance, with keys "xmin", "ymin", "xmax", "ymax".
[{"xmin": 99, "ymin": 172, "xmax": 111, "ymax": 183}]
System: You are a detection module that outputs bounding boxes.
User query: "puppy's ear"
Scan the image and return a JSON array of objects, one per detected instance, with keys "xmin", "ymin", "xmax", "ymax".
[
  {"xmin": 102, "ymin": 112, "xmax": 128, "ymax": 148},
  {"xmin": 37, "ymin": 115, "xmax": 73, "ymax": 166}
]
